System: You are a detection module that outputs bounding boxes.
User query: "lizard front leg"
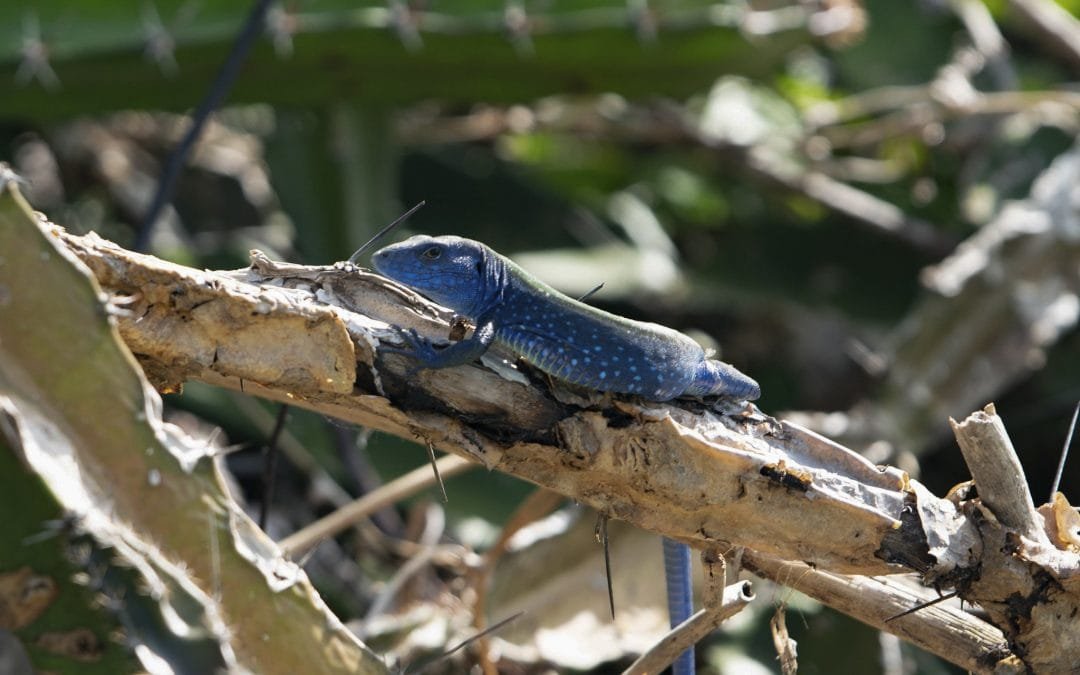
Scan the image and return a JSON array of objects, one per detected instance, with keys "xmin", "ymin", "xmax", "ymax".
[{"xmin": 381, "ymin": 320, "xmax": 497, "ymax": 374}]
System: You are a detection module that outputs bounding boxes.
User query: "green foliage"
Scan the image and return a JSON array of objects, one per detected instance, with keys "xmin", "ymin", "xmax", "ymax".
[
  {"xmin": 0, "ymin": 1, "xmax": 806, "ymax": 119},
  {"xmin": 4, "ymin": 0, "xmax": 1080, "ymax": 672}
]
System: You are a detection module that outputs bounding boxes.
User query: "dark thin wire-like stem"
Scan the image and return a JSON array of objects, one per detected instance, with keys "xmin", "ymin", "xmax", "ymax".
[
  {"xmin": 425, "ymin": 441, "xmax": 448, "ymax": 503},
  {"xmin": 134, "ymin": 0, "xmax": 275, "ymax": 251},
  {"xmin": 414, "ymin": 442, "xmax": 444, "ymax": 501},
  {"xmin": 348, "ymin": 200, "xmax": 427, "ymax": 263},
  {"xmin": 404, "ymin": 610, "xmax": 524, "ymax": 674},
  {"xmin": 1049, "ymin": 401, "xmax": 1080, "ymax": 501},
  {"xmin": 577, "ymin": 282, "xmax": 605, "ymax": 303},
  {"xmin": 258, "ymin": 404, "xmax": 289, "ymax": 530},
  {"xmin": 884, "ymin": 590, "xmax": 959, "ymax": 623},
  {"xmin": 601, "ymin": 516, "xmax": 616, "ymax": 620}
]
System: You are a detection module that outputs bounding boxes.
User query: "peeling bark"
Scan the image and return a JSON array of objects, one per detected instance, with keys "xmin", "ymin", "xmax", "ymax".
[{"xmin": 38, "ymin": 212, "xmax": 1080, "ymax": 673}]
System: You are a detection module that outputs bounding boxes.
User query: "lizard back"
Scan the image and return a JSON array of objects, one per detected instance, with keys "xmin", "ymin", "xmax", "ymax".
[
  {"xmin": 372, "ymin": 235, "xmax": 759, "ymax": 401},
  {"xmin": 494, "ymin": 258, "xmax": 706, "ymax": 400}
]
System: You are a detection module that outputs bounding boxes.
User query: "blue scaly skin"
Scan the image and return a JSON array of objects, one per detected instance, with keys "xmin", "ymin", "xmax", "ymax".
[
  {"xmin": 373, "ymin": 235, "xmax": 760, "ymax": 675},
  {"xmin": 371, "ymin": 235, "xmax": 760, "ymax": 402}
]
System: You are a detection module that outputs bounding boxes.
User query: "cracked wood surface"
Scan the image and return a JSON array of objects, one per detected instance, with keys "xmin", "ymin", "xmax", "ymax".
[
  {"xmin": 59, "ymin": 227, "xmax": 929, "ymax": 575},
  {"xmin": 49, "ymin": 224, "xmax": 1080, "ymax": 673}
]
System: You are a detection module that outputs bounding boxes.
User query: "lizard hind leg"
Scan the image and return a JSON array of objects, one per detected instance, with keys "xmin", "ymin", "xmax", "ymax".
[{"xmin": 683, "ymin": 358, "xmax": 761, "ymax": 401}]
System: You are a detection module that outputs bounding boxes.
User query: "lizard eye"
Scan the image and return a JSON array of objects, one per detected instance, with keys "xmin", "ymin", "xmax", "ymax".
[{"xmin": 421, "ymin": 246, "xmax": 442, "ymax": 260}]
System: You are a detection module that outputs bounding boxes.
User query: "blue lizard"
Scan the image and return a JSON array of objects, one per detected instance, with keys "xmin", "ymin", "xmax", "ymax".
[
  {"xmin": 372, "ymin": 235, "xmax": 760, "ymax": 675},
  {"xmin": 371, "ymin": 235, "xmax": 760, "ymax": 402}
]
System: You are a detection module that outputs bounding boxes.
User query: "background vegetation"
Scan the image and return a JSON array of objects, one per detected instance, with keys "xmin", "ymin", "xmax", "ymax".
[{"xmin": 2, "ymin": 0, "xmax": 1079, "ymax": 672}]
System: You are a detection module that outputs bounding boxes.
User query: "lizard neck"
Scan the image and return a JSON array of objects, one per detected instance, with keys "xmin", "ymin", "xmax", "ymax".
[{"xmin": 471, "ymin": 245, "xmax": 511, "ymax": 321}]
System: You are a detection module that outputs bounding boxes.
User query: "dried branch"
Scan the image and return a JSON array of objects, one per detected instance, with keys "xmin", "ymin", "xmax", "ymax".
[
  {"xmin": 1007, "ymin": 0, "xmax": 1080, "ymax": 73},
  {"xmin": 56, "ymin": 228, "xmax": 928, "ymax": 576},
  {"xmin": 625, "ymin": 580, "xmax": 754, "ymax": 675},
  {"xmin": 881, "ymin": 142, "xmax": 1080, "ymax": 452},
  {"xmin": 790, "ymin": 140, "xmax": 1080, "ymax": 462},
  {"xmin": 951, "ymin": 0, "xmax": 1016, "ymax": 89},
  {"xmin": 950, "ymin": 404, "xmax": 1045, "ymax": 541},
  {"xmin": 396, "ymin": 102, "xmax": 957, "ymax": 256},
  {"xmin": 741, "ymin": 551, "xmax": 1018, "ymax": 673},
  {"xmin": 948, "ymin": 407, "xmax": 1080, "ymax": 672},
  {"xmin": 280, "ymin": 454, "xmax": 475, "ymax": 557},
  {"xmin": 19, "ymin": 191, "xmax": 1079, "ymax": 671},
  {"xmin": 739, "ymin": 150, "xmax": 952, "ymax": 255}
]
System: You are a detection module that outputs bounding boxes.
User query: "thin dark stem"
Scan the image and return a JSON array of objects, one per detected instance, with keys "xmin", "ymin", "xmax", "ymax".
[
  {"xmin": 134, "ymin": 0, "xmax": 275, "ymax": 251},
  {"xmin": 594, "ymin": 513, "xmax": 616, "ymax": 620},
  {"xmin": 884, "ymin": 590, "xmax": 959, "ymax": 623},
  {"xmin": 425, "ymin": 441, "xmax": 448, "ymax": 503},
  {"xmin": 602, "ymin": 516, "xmax": 615, "ymax": 620},
  {"xmin": 258, "ymin": 404, "xmax": 288, "ymax": 530},
  {"xmin": 577, "ymin": 282, "xmax": 605, "ymax": 303},
  {"xmin": 1049, "ymin": 401, "xmax": 1080, "ymax": 501},
  {"xmin": 348, "ymin": 200, "xmax": 426, "ymax": 263},
  {"xmin": 404, "ymin": 610, "xmax": 524, "ymax": 674}
]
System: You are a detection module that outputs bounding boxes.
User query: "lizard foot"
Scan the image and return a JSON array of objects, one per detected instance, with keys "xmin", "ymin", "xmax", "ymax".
[{"xmin": 378, "ymin": 327, "xmax": 448, "ymax": 374}]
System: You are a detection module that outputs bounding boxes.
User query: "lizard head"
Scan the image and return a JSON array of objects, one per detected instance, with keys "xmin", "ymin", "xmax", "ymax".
[{"xmin": 372, "ymin": 235, "xmax": 492, "ymax": 315}]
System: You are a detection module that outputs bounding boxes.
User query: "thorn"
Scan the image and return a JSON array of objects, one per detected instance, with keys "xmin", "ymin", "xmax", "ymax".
[
  {"xmin": 1049, "ymin": 400, "xmax": 1079, "ymax": 501},
  {"xmin": 504, "ymin": 1, "xmax": 534, "ymax": 56},
  {"xmin": 425, "ymin": 441, "xmax": 448, "ymax": 503},
  {"xmin": 403, "ymin": 610, "xmax": 525, "ymax": 673},
  {"xmin": 266, "ymin": 2, "xmax": 299, "ymax": 58},
  {"xmin": 884, "ymin": 590, "xmax": 959, "ymax": 623},
  {"xmin": 23, "ymin": 512, "xmax": 82, "ymax": 545},
  {"xmin": 627, "ymin": 0, "xmax": 658, "ymax": 44},
  {"xmin": 594, "ymin": 514, "xmax": 616, "ymax": 620},
  {"xmin": 259, "ymin": 404, "xmax": 289, "ymax": 530},
  {"xmin": 16, "ymin": 13, "xmax": 60, "ymax": 90},
  {"xmin": 141, "ymin": 2, "xmax": 179, "ymax": 76},
  {"xmin": 389, "ymin": 0, "xmax": 423, "ymax": 52},
  {"xmin": 348, "ymin": 200, "xmax": 426, "ymax": 263},
  {"xmin": 210, "ymin": 441, "xmax": 251, "ymax": 458},
  {"xmin": 295, "ymin": 539, "xmax": 322, "ymax": 568},
  {"xmin": 577, "ymin": 282, "xmax": 605, "ymax": 303}
]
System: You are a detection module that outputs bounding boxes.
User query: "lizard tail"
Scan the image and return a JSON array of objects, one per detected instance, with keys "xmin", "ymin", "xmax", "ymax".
[{"xmin": 662, "ymin": 537, "xmax": 696, "ymax": 675}]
